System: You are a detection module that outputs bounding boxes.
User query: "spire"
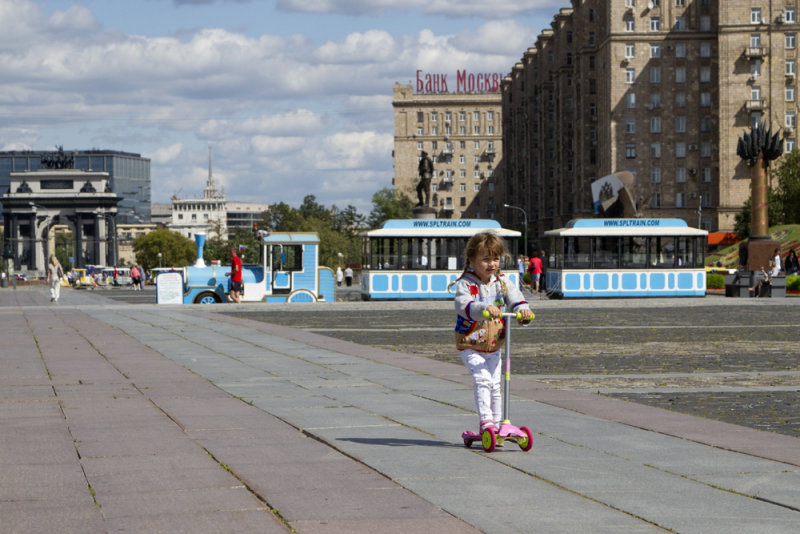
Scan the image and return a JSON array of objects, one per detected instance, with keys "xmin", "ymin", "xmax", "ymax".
[{"xmin": 204, "ymin": 146, "xmax": 221, "ymax": 199}]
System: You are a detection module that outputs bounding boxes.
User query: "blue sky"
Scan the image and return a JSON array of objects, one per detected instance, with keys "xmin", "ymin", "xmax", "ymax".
[{"xmin": 1, "ymin": 0, "xmax": 563, "ymax": 213}]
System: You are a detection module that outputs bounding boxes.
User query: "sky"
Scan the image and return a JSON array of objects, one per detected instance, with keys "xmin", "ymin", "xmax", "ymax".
[{"xmin": 0, "ymin": 0, "xmax": 565, "ymax": 214}]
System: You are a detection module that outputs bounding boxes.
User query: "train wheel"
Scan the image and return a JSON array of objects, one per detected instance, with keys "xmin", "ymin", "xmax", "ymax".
[
  {"xmin": 194, "ymin": 291, "xmax": 222, "ymax": 304},
  {"xmin": 287, "ymin": 289, "xmax": 317, "ymax": 303}
]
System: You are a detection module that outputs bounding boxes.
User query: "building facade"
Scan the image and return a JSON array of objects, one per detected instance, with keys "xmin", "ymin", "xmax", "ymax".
[
  {"xmin": 501, "ymin": 0, "xmax": 798, "ymax": 246},
  {"xmin": 392, "ymin": 81, "xmax": 504, "ymax": 219},
  {"xmin": 0, "ymin": 149, "xmax": 150, "ymax": 224},
  {"xmin": 168, "ymin": 150, "xmax": 227, "ymax": 240}
]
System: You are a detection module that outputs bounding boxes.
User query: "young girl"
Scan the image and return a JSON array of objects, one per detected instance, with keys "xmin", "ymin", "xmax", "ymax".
[{"xmin": 452, "ymin": 232, "xmax": 533, "ymax": 435}]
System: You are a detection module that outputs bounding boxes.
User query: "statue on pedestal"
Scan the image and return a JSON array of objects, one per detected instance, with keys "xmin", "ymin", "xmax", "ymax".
[{"xmin": 416, "ymin": 151, "xmax": 433, "ymax": 207}]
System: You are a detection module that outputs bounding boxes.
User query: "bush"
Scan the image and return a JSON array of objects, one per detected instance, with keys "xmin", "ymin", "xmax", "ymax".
[
  {"xmin": 788, "ymin": 274, "xmax": 800, "ymax": 291},
  {"xmin": 707, "ymin": 273, "xmax": 725, "ymax": 289},
  {"xmin": 523, "ymin": 273, "xmax": 531, "ymax": 285}
]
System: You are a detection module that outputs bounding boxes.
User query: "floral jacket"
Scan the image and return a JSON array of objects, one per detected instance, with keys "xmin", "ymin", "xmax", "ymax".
[{"xmin": 453, "ymin": 269, "xmax": 530, "ymax": 352}]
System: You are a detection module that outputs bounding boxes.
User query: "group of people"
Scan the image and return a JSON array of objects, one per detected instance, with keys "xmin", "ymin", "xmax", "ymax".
[
  {"xmin": 516, "ymin": 251, "xmax": 548, "ymax": 295},
  {"xmin": 749, "ymin": 247, "xmax": 800, "ymax": 297},
  {"xmin": 335, "ymin": 266, "xmax": 354, "ymax": 287}
]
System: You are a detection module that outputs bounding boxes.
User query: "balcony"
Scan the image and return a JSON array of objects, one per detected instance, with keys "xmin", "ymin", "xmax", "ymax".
[
  {"xmin": 745, "ymin": 46, "xmax": 767, "ymax": 58},
  {"xmin": 746, "ymin": 99, "xmax": 765, "ymax": 111}
]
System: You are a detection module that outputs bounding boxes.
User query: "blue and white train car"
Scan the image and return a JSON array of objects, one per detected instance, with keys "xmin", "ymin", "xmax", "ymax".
[
  {"xmin": 178, "ymin": 232, "xmax": 334, "ymax": 304},
  {"xmin": 360, "ymin": 219, "xmax": 521, "ymax": 300},
  {"xmin": 544, "ymin": 218, "xmax": 707, "ymax": 298}
]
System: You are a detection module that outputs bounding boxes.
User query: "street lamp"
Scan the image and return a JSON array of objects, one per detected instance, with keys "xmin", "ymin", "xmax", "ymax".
[
  {"xmin": 503, "ymin": 203, "xmax": 528, "ymax": 260},
  {"xmin": 158, "ymin": 252, "xmax": 162, "ymax": 268}
]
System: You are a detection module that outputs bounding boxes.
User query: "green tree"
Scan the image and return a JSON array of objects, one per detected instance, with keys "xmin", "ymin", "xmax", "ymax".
[
  {"xmin": 54, "ymin": 231, "xmax": 73, "ymax": 270},
  {"xmin": 367, "ymin": 187, "xmax": 414, "ymax": 228},
  {"xmin": 262, "ymin": 202, "xmax": 304, "ymax": 231},
  {"xmin": 133, "ymin": 228, "xmax": 196, "ymax": 270},
  {"xmin": 773, "ymin": 149, "xmax": 800, "ymax": 224}
]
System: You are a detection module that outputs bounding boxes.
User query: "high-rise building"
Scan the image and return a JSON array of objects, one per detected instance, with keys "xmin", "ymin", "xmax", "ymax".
[
  {"xmin": 0, "ymin": 149, "xmax": 150, "ymax": 224},
  {"xmin": 392, "ymin": 80, "xmax": 504, "ymax": 219},
  {"xmin": 501, "ymin": 0, "xmax": 794, "ymax": 245}
]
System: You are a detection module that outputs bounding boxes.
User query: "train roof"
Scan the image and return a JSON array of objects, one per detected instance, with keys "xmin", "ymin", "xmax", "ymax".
[
  {"xmin": 544, "ymin": 218, "xmax": 708, "ymax": 237},
  {"xmin": 363, "ymin": 219, "xmax": 521, "ymax": 238}
]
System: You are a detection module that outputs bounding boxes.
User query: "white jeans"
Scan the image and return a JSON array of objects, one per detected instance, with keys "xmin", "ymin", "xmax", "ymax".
[
  {"xmin": 460, "ymin": 349, "xmax": 502, "ymax": 425},
  {"xmin": 50, "ymin": 280, "xmax": 61, "ymax": 301}
]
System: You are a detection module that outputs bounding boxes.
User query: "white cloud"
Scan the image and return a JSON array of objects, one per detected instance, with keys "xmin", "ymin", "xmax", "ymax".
[
  {"xmin": 311, "ymin": 131, "xmax": 393, "ymax": 170},
  {"xmin": 276, "ymin": 0, "xmax": 426, "ymax": 15},
  {"xmin": 47, "ymin": 5, "xmax": 99, "ymax": 33},
  {"xmin": 425, "ymin": 0, "xmax": 562, "ymax": 18},
  {"xmin": 315, "ymin": 30, "xmax": 396, "ymax": 64},
  {"xmin": 147, "ymin": 143, "xmax": 185, "ymax": 164},
  {"xmin": 452, "ymin": 20, "xmax": 536, "ymax": 56}
]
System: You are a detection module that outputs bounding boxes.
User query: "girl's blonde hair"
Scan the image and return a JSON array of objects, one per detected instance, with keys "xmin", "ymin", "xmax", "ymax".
[{"xmin": 449, "ymin": 232, "xmax": 510, "ymax": 292}]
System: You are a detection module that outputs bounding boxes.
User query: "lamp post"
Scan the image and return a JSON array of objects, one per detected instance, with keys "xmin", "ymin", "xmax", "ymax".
[
  {"xmin": 503, "ymin": 203, "xmax": 528, "ymax": 260},
  {"xmin": 29, "ymin": 202, "xmax": 51, "ymax": 275},
  {"xmin": 158, "ymin": 252, "xmax": 162, "ymax": 268}
]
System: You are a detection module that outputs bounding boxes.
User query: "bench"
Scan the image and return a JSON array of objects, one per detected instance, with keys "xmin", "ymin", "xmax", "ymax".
[{"xmin": 725, "ymin": 273, "xmax": 786, "ymax": 297}]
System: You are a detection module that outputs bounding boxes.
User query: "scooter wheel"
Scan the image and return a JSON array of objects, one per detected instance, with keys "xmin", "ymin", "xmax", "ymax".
[
  {"xmin": 518, "ymin": 426, "xmax": 533, "ymax": 451},
  {"xmin": 463, "ymin": 438, "xmax": 473, "ymax": 447},
  {"xmin": 481, "ymin": 427, "xmax": 496, "ymax": 452}
]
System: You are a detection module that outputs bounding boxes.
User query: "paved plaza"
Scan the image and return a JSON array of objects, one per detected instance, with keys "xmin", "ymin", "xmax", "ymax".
[{"xmin": 1, "ymin": 285, "xmax": 799, "ymax": 533}]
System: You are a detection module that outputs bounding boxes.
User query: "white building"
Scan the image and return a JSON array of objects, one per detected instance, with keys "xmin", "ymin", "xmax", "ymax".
[{"xmin": 168, "ymin": 149, "xmax": 227, "ymax": 240}]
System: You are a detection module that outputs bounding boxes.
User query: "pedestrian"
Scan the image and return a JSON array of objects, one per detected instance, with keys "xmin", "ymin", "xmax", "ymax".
[
  {"xmin": 516, "ymin": 254, "xmax": 525, "ymax": 289},
  {"xmin": 344, "ymin": 266, "xmax": 353, "ymax": 287},
  {"xmin": 785, "ymin": 249, "xmax": 799, "ymax": 276},
  {"xmin": 130, "ymin": 264, "xmax": 140, "ymax": 290},
  {"xmin": 451, "ymin": 232, "xmax": 533, "ymax": 436},
  {"xmin": 225, "ymin": 247, "xmax": 242, "ymax": 303},
  {"xmin": 46, "ymin": 254, "xmax": 63, "ymax": 303},
  {"xmin": 336, "ymin": 266, "xmax": 343, "ymax": 287},
  {"xmin": 749, "ymin": 262, "xmax": 773, "ymax": 297},
  {"xmin": 539, "ymin": 250, "xmax": 548, "ymax": 293},
  {"xmin": 772, "ymin": 248, "xmax": 782, "ymax": 274},
  {"xmin": 527, "ymin": 250, "xmax": 543, "ymax": 293},
  {"xmin": 139, "ymin": 265, "xmax": 147, "ymax": 290}
]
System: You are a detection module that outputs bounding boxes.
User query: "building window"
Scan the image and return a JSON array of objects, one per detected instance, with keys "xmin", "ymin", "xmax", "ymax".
[
  {"xmin": 417, "ymin": 112, "xmax": 423, "ymax": 122},
  {"xmin": 446, "ymin": 126, "xmax": 452, "ymax": 135},
  {"xmin": 626, "ymin": 68, "xmax": 636, "ymax": 84},
  {"xmin": 431, "ymin": 126, "xmax": 437, "ymax": 135},
  {"xmin": 675, "ymin": 0, "xmax": 685, "ymax": 5},
  {"xmin": 701, "ymin": 142, "xmax": 712, "ymax": 157},
  {"xmin": 474, "ymin": 140, "xmax": 481, "ymax": 149},
  {"xmin": 487, "ymin": 111, "xmax": 494, "ymax": 121},
  {"xmin": 460, "ymin": 169, "xmax": 466, "ymax": 178},
  {"xmin": 648, "ymin": 44, "xmax": 660, "ymax": 58},
  {"xmin": 459, "ymin": 183, "xmax": 466, "ymax": 192},
  {"xmin": 676, "ymin": 143, "xmax": 687, "ymax": 158},
  {"xmin": 651, "ymin": 168, "xmax": 662, "ymax": 183},
  {"xmin": 650, "ymin": 116, "xmax": 662, "ymax": 133},
  {"xmin": 473, "ymin": 111, "xmax": 480, "ymax": 122},
  {"xmin": 675, "ymin": 116, "xmax": 686, "ymax": 133},
  {"xmin": 474, "ymin": 155, "xmax": 480, "ymax": 164},
  {"xmin": 417, "ymin": 127, "xmax": 423, "ymax": 135},
  {"xmin": 787, "ymin": 33, "xmax": 797, "ymax": 49},
  {"xmin": 651, "ymin": 142, "xmax": 661, "ymax": 158},
  {"xmin": 445, "ymin": 111, "xmax": 452, "ymax": 122},
  {"xmin": 751, "ymin": 112, "xmax": 762, "ymax": 129},
  {"xmin": 700, "ymin": 42, "xmax": 711, "ymax": 57},
  {"xmin": 787, "ymin": 59, "xmax": 796, "ymax": 76},
  {"xmin": 474, "ymin": 169, "xmax": 481, "ymax": 178},
  {"xmin": 625, "ymin": 0, "xmax": 635, "ymax": 7},
  {"xmin": 751, "ymin": 8, "xmax": 762, "ymax": 24},
  {"xmin": 460, "ymin": 141, "xmax": 466, "ymax": 149},
  {"xmin": 459, "ymin": 111, "xmax": 466, "ymax": 121},
  {"xmin": 751, "ymin": 33, "xmax": 761, "ymax": 47},
  {"xmin": 431, "ymin": 112, "xmax": 437, "ymax": 122},
  {"xmin": 474, "ymin": 183, "xmax": 480, "ymax": 192},
  {"xmin": 701, "ymin": 168, "xmax": 712, "ymax": 182},
  {"xmin": 787, "ymin": 111, "xmax": 796, "ymax": 129},
  {"xmin": 786, "ymin": 138, "xmax": 796, "ymax": 153},
  {"xmin": 417, "ymin": 141, "xmax": 423, "ymax": 150},
  {"xmin": 589, "ymin": 32, "xmax": 596, "ymax": 46},
  {"xmin": 675, "ymin": 42, "xmax": 686, "ymax": 57},
  {"xmin": 626, "ymin": 93, "xmax": 636, "ymax": 108},
  {"xmin": 788, "ymin": 7, "xmax": 797, "ymax": 23},
  {"xmin": 651, "ymin": 192, "xmax": 662, "ymax": 208},
  {"xmin": 650, "ymin": 66, "xmax": 661, "ymax": 83},
  {"xmin": 626, "ymin": 118, "xmax": 636, "ymax": 133},
  {"xmin": 701, "ymin": 192, "xmax": 711, "ymax": 208},
  {"xmin": 650, "ymin": 17, "xmax": 660, "ymax": 31},
  {"xmin": 649, "ymin": 93, "xmax": 661, "ymax": 108},
  {"xmin": 700, "ymin": 66, "xmax": 711, "ymax": 83},
  {"xmin": 675, "ymin": 93, "xmax": 686, "ymax": 107},
  {"xmin": 787, "ymin": 85, "xmax": 796, "ymax": 102},
  {"xmin": 488, "ymin": 126, "xmax": 494, "ymax": 135},
  {"xmin": 675, "ymin": 66, "xmax": 686, "ymax": 83},
  {"xmin": 459, "ymin": 126, "xmax": 466, "ymax": 135},
  {"xmin": 700, "ymin": 92, "xmax": 711, "ymax": 107},
  {"xmin": 674, "ymin": 16, "xmax": 685, "ymax": 31},
  {"xmin": 675, "ymin": 193, "xmax": 685, "ymax": 208},
  {"xmin": 700, "ymin": 117, "xmax": 711, "ymax": 132},
  {"xmin": 459, "ymin": 154, "xmax": 465, "ymax": 164},
  {"xmin": 625, "ymin": 43, "xmax": 635, "ymax": 58},
  {"xmin": 473, "ymin": 126, "xmax": 480, "ymax": 135},
  {"xmin": 675, "ymin": 167, "xmax": 687, "ymax": 182},
  {"xmin": 700, "ymin": 15, "xmax": 711, "ymax": 32},
  {"xmin": 625, "ymin": 18, "xmax": 635, "ymax": 32}
]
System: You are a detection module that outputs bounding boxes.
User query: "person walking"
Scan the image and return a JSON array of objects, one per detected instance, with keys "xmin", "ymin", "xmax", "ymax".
[
  {"xmin": 336, "ymin": 266, "xmax": 344, "ymax": 287},
  {"xmin": 130, "ymin": 265, "xmax": 141, "ymax": 291},
  {"xmin": 46, "ymin": 255, "xmax": 63, "ymax": 303},
  {"xmin": 344, "ymin": 266, "xmax": 353, "ymax": 287},
  {"xmin": 225, "ymin": 247, "xmax": 243, "ymax": 303},
  {"xmin": 527, "ymin": 251, "xmax": 543, "ymax": 294},
  {"xmin": 516, "ymin": 254, "xmax": 526, "ymax": 289},
  {"xmin": 452, "ymin": 232, "xmax": 532, "ymax": 436},
  {"xmin": 138, "ymin": 265, "xmax": 147, "ymax": 290},
  {"xmin": 785, "ymin": 249, "xmax": 799, "ymax": 276}
]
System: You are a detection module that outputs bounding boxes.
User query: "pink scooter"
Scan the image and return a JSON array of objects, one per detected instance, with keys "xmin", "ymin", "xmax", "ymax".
[{"xmin": 462, "ymin": 310, "xmax": 534, "ymax": 452}]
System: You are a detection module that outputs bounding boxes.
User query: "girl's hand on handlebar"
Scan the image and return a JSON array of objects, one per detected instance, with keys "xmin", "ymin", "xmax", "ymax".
[
  {"xmin": 484, "ymin": 305, "xmax": 502, "ymax": 319},
  {"xmin": 518, "ymin": 308, "xmax": 533, "ymax": 322}
]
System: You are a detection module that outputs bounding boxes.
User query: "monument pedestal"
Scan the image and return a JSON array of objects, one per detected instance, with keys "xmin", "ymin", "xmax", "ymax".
[
  {"xmin": 747, "ymin": 237, "xmax": 778, "ymax": 272},
  {"xmin": 412, "ymin": 206, "xmax": 436, "ymax": 219}
]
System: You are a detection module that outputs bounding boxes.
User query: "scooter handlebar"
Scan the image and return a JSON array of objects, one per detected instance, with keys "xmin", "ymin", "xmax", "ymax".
[{"xmin": 482, "ymin": 310, "xmax": 535, "ymax": 322}]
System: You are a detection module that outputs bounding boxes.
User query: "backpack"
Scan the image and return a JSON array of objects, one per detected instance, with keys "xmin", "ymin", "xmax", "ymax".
[{"xmin": 57, "ymin": 265, "xmax": 63, "ymax": 279}]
